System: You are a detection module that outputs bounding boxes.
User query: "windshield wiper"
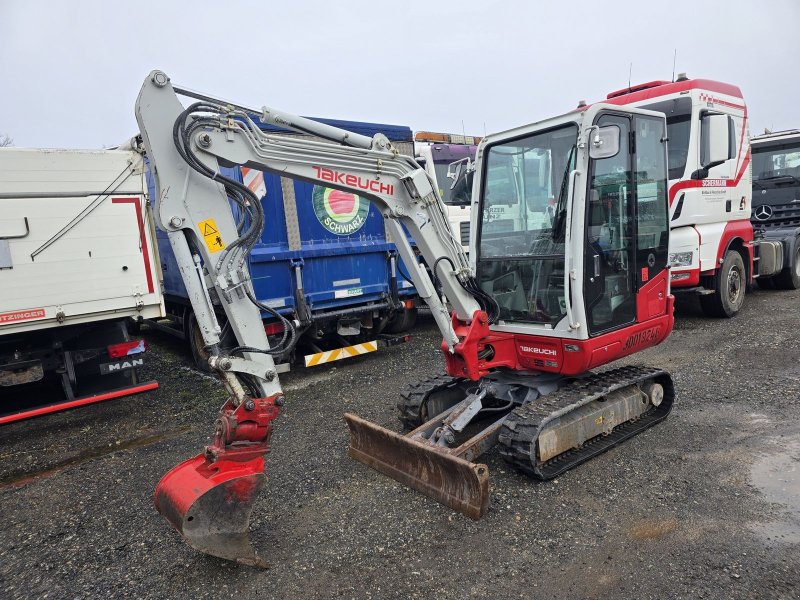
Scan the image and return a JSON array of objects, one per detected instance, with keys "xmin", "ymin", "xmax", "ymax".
[{"xmin": 551, "ymin": 144, "xmax": 577, "ymax": 241}]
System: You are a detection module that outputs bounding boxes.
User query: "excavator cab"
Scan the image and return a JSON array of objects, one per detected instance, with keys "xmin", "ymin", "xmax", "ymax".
[{"xmin": 474, "ymin": 108, "xmax": 671, "ymax": 339}]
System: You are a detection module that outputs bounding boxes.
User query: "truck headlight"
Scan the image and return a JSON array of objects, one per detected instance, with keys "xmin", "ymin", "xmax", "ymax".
[{"xmin": 668, "ymin": 251, "xmax": 693, "ymax": 268}]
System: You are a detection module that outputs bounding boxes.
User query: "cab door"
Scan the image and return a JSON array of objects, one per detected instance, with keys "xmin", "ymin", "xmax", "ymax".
[
  {"xmin": 583, "ymin": 112, "xmax": 670, "ymax": 336},
  {"xmin": 584, "ymin": 113, "xmax": 636, "ymax": 335}
]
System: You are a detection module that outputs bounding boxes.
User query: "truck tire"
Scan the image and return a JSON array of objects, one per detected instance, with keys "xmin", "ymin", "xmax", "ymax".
[
  {"xmin": 187, "ymin": 310, "xmax": 213, "ymax": 373},
  {"xmin": 773, "ymin": 245, "xmax": 800, "ymax": 290},
  {"xmin": 699, "ymin": 251, "xmax": 746, "ymax": 318},
  {"xmin": 386, "ymin": 306, "xmax": 418, "ymax": 334},
  {"xmin": 186, "ymin": 309, "xmax": 237, "ymax": 372}
]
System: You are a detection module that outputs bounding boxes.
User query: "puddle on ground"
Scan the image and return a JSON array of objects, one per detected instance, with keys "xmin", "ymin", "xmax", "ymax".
[{"xmin": 749, "ymin": 437, "xmax": 800, "ymax": 545}]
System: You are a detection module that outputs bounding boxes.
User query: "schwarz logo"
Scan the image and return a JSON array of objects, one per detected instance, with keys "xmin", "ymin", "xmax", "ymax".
[
  {"xmin": 519, "ymin": 345, "xmax": 558, "ymax": 356},
  {"xmin": 312, "ymin": 185, "xmax": 370, "ymax": 236},
  {"xmin": 623, "ymin": 326, "xmax": 662, "ymax": 351}
]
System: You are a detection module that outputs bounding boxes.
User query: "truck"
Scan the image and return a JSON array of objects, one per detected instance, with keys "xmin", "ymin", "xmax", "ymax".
[
  {"xmin": 749, "ymin": 129, "xmax": 800, "ymax": 289},
  {"xmin": 584, "ymin": 73, "xmax": 793, "ymax": 316},
  {"xmin": 0, "ymin": 145, "xmax": 163, "ymax": 423},
  {"xmin": 143, "ymin": 116, "xmax": 420, "ymax": 371},
  {"xmin": 414, "ymin": 131, "xmax": 481, "ymax": 250}
]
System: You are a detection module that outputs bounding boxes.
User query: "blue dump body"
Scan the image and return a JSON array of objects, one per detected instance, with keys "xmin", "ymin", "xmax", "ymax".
[{"xmin": 152, "ymin": 117, "xmax": 418, "ymax": 361}]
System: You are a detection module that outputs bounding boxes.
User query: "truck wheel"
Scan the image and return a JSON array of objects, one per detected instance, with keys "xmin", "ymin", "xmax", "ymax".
[
  {"xmin": 773, "ymin": 246, "xmax": 800, "ymax": 290},
  {"xmin": 386, "ymin": 306, "xmax": 418, "ymax": 334},
  {"xmin": 699, "ymin": 251, "xmax": 746, "ymax": 318},
  {"xmin": 186, "ymin": 310, "xmax": 237, "ymax": 372},
  {"xmin": 187, "ymin": 311, "xmax": 213, "ymax": 373}
]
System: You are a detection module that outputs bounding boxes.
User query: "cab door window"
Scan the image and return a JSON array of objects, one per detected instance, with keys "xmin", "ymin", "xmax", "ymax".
[
  {"xmin": 634, "ymin": 116, "xmax": 669, "ymax": 285},
  {"xmin": 584, "ymin": 114, "xmax": 636, "ymax": 335}
]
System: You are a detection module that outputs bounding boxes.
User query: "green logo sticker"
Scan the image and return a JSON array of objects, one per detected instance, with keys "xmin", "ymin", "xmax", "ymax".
[{"xmin": 312, "ymin": 186, "xmax": 369, "ymax": 235}]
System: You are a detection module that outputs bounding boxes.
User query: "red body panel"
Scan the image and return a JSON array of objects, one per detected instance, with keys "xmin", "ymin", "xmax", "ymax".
[{"xmin": 443, "ymin": 287, "xmax": 674, "ymax": 380}]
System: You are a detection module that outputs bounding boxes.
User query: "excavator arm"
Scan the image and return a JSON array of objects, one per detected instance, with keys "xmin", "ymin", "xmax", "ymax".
[{"xmin": 135, "ymin": 71, "xmax": 493, "ymax": 565}]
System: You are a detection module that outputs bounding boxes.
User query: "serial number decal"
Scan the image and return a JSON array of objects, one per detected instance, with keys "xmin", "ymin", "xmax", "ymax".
[
  {"xmin": 622, "ymin": 326, "xmax": 662, "ymax": 351},
  {"xmin": 0, "ymin": 308, "xmax": 46, "ymax": 325}
]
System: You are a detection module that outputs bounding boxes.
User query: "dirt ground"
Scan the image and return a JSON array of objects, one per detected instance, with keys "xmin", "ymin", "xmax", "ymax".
[{"xmin": 1, "ymin": 288, "xmax": 799, "ymax": 599}]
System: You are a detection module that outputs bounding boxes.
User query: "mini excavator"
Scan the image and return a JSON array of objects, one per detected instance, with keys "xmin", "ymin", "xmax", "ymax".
[{"xmin": 136, "ymin": 71, "xmax": 674, "ymax": 566}]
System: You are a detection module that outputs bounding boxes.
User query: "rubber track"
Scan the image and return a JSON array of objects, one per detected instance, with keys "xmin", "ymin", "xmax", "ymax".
[
  {"xmin": 497, "ymin": 365, "xmax": 675, "ymax": 480},
  {"xmin": 397, "ymin": 372, "xmax": 465, "ymax": 429}
]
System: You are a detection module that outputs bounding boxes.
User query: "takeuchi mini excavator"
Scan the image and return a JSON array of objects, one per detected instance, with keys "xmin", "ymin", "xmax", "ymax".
[{"xmin": 136, "ymin": 71, "xmax": 675, "ymax": 566}]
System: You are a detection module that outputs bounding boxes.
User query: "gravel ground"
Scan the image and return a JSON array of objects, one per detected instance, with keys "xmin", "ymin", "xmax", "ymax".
[{"xmin": 1, "ymin": 289, "xmax": 799, "ymax": 599}]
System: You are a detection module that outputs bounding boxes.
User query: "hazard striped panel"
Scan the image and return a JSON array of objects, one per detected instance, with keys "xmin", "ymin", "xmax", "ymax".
[{"xmin": 304, "ymin": 340, "xmax": 378, "ymax": 367}]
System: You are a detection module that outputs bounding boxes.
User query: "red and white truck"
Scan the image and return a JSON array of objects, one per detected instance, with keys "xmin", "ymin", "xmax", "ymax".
[
  {"xmin": 591, "ymin": 74, "xmax": 793, "ymax": 316},
  {"xmin": 0, "ymin": 143, "xmax": 164, "ymax": 423}
]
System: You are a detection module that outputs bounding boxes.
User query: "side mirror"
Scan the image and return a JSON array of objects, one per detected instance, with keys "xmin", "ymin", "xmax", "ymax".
[
  {"xmin": 589, "ymin": 125, "xmax": 620, "ymax": 160},
  {"xmin": 692, "ymin": 113, "xmax": 735, "ymax": 179},
  {"xmin": 447, "ymin": 162, "xmax": 463, "ymax": 189},
  {"xmin": 446, "ymin": 157, "xmax": 473, "ymax": 190},
  {"xmin": 451, "ymin": 170, "xmax": 474, "ymax": 205},
  {"xmin": 701, "ymin": 113, "xmax": 732, "ymax": 168}
]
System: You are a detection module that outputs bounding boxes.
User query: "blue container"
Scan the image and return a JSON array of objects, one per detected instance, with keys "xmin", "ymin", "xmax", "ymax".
[{"xmin": 152, "ymin": 117, "xmax": 418, "ymax": 365}]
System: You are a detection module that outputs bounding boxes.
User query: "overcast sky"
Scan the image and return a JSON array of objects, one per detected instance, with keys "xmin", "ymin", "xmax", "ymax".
[{"xmin": 1, "ymin": 0, "xmax": 798, "ymax": 148}]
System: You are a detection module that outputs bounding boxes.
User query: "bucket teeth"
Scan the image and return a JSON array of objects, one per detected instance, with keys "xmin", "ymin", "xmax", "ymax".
[{"xmin": 344, "ymin": 413, "xmax": 489, "ymax": 519}]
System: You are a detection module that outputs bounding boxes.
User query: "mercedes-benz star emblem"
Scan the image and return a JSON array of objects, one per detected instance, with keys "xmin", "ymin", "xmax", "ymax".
[{"xmin": 753, "ymin": 205, "xmax": 773, "ymax": 221}]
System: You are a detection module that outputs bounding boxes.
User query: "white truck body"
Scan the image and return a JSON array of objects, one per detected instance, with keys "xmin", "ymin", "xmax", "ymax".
[
  {"xmin": 414, "ymin": 133, "xmax": 480, "ymax": 250},
  {"xmin": 0, "ymin": 147, "xmax": 164, "ymax": 334}
]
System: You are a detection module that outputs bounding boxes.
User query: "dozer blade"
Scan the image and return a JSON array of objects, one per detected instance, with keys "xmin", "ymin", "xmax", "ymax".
[
  {"xmin": 154, "ymin": 453, "xmax": 269, "ymax": 568},
  {"xmin": 344, "ymin": 413, "xmax": 489, "ymax": 519}
]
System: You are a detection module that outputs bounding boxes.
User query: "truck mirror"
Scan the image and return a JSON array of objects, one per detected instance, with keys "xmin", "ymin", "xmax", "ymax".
[
  {"xmin": 448, "ymin": 161, "xmax": 463, "ymax": 189},
  {"xmin": 589, "ymin": 125, "xmax": 620, "ymax": 160},
  {"xmin": 701, "ymin": 113, "xmax": 732, "ymax": 168},
  {"xmin": 451, "ymin": 170, "xmax": 473, "ymax": 205}
]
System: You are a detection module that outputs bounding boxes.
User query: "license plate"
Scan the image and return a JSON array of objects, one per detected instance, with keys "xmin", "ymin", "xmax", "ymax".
[{"xmin": 100, "ymin": 357, "xmax": 144, "ymax": 375}]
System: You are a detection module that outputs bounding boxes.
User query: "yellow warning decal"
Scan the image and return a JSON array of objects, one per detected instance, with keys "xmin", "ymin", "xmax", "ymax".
[
  {"xmin": 197, "ymin": 218, "xmax": 225, "ymax": 253},
  {"xmin": 304, "ymin": 340, "xmax": 378, "ymax": 367}
]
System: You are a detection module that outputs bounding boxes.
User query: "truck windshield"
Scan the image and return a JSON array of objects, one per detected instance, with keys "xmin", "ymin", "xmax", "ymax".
[
  {"xmin": 642, "ymin": 97, "xmax": 691, "ymax": 180},
  {"xmin": 476, "ymin": 123, "xmax": 578, "ymax": 326},
  {"xmin": 752, "ymin": 141, "xmax": 800, "ymax": 186},
  {"xmin": 666, "ymin": 114, "xmax": 691, "ymax": 180}
]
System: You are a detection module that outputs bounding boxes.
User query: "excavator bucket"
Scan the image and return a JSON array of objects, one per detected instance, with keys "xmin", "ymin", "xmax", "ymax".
[
  {"xmin": 154, "ymin": 453, "xmax": 269, "ymax": 568},
  {"xmin": 344, "ymin": 413, "xmax": 490, "ymax": 519}
]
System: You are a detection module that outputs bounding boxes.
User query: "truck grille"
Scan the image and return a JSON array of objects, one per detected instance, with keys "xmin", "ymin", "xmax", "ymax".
[
  {"xmin": 753, "ymin": 202, "xmax": 800, "ymax": 228},
  {"xmin": 459, "ymin": 221, "xmax": 470, "ymax": 245}
]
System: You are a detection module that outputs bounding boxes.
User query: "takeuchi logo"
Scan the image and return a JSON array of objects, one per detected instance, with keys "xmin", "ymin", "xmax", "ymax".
[{"xmin": 312, "ymin": 186, "xmax": 369, "ymax": 235}]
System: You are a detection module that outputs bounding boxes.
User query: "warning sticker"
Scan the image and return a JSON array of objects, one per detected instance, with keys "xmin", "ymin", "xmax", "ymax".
[{"xmin": 197, "ymin": 218, "xmax": 225, "ymax": 253}]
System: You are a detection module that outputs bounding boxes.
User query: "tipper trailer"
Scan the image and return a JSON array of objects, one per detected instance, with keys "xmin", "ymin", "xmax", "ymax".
[
  {"xmin": 143, "ymin": 116, "xmax": 420, "ymax": 372},
  {"xmin": 0, "ymin": 145, "xmax": 164, "ymax": 422}
]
